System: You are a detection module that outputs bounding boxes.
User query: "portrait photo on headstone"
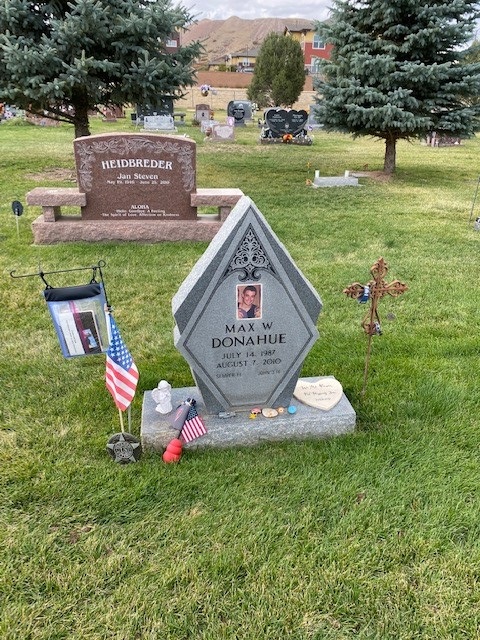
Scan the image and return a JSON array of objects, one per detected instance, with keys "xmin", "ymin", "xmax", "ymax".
[{"xmin": 236, "ymin": 284, "xmax": 262, "ymax": 319}]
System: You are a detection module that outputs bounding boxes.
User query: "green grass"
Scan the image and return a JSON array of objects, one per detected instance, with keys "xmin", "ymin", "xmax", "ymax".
[{"xmin": 2, "ymin": 112, "xmax": 480, "ymax": 639}]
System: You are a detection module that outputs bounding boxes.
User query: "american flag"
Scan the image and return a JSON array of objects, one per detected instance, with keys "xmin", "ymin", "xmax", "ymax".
[
  {"xmin": 180, "ymin": 402, "xmax": 207, "ymax": 444},
  {"xmin": 106, "ymin": 314, "xmax": 139, "ymax": 411}
]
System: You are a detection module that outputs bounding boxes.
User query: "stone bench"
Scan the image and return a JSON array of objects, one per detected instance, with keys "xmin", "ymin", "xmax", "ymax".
[
  {"xmin": 27, "ymin": 186, "xmax": 245, "ymax": 244},
  {"xmin": 173, "ymin": 112, "xmax": 186, "ymax": 124},
  {"xmin": 26, "ymin": 187, "xmax": 86, "ymax": 222},
  {"xmin": 27, "ymin": 186, "xmax": 243, "ymax": 223},
  {"xmin": 191, "ymin": 188, "xmax": 244, "ymax": 221}
]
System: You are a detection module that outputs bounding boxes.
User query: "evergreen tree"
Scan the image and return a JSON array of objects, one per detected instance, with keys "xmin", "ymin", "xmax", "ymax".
[
  {"xmin": 315, "ymin": 0, "xmax": 480, "ymax": 173},
  {"xmin": 247, "ymin": 33, "xmax": 305, "ymax": 108},
  {"xmin": 0, "ymin": 0, "xmax": 201, "ymax": 137}
]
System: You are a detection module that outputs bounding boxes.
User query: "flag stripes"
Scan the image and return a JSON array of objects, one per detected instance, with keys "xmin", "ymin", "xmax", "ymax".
[
  {"xmin": 105, "ymin": 314, "xmax": 139, "ymax": 411},
  {"xmin": 180, "ymin": 404, "xmax": 207, "ymax": 443}
]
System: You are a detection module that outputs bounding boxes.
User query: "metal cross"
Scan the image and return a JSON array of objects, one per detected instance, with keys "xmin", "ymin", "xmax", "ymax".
[{"xmin": 344, "ymin": 257, "xmax": 407, "ymax": 394}]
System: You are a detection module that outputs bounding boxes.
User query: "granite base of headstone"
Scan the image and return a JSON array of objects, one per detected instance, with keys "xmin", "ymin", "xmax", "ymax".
[{"xmin": 140, "ymin": 377, "xmax": 356, "ymax": 451}]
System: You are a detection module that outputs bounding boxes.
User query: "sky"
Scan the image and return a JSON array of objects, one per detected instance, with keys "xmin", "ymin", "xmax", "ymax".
[{"xmin": 186, "ymin": 0, "xmax": 331, "ymax": 22}]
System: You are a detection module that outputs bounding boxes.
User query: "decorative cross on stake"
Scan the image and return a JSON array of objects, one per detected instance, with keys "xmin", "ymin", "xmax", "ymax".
[{"xmin": 344, "ymin": 257, "xmax": 407, "ymax": 395}]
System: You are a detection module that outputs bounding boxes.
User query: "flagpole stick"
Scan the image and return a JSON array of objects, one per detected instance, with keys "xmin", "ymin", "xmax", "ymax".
[
  {"xmin": 118, "ymin": 408, "xmax": 125, "ymax": 433},
  {"xmin": 361, "ymin": 334, "xmax": 373, "ymax": 396},
  {"xmin": 15, "ymin": 216, "xmax": 19, "ymax": 238},
  {"xmin": 127, "ymin": 405, "xmax": 132, "ymax": 432}
]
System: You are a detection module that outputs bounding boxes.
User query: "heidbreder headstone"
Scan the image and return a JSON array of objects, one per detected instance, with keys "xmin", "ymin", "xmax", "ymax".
[
  {"xmin": 74, "ymin": 133, "xmax": 196, "ymax": 221},
  {"xmin": 173, "ymin": 196, "xmax": 322, "ymax": 414}
]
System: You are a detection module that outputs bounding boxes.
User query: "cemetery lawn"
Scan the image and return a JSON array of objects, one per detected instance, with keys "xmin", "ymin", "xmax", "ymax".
[{"xmin": 2, "ymin": 114, "xmax": 480, "ymax": 639}]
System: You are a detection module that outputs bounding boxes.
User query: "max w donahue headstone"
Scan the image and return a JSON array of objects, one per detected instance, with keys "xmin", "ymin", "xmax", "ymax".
[{"xmin": 141, "ymin": 196, "xmax": 356, "ymax": 450}]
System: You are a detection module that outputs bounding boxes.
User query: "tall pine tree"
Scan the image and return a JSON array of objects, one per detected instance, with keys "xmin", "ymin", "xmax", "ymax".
[
  {"xmin": 0, "ymin": 0, "xmax": 201, "ymax": 137},
  {"xmin": 315, "ymin": 0, "xmax": 480, "ymax": 173},
  {"xmin": 247, "ymin": 33, "xmax": 305, "ymax": 108}
]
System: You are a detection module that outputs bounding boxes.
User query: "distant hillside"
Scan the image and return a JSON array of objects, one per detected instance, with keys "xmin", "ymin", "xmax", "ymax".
[{"xmin": 181, "ymin": 16, "xmax": 316, "ymax": 64}]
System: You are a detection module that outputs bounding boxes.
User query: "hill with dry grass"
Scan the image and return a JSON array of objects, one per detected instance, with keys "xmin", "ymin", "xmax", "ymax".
[{"xmin": 181, "ymin": 16, "xmax": 315, "ymax": 64}]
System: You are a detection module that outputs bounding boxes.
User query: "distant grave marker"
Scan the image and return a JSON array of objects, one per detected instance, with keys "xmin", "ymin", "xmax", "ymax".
[
  {"xmin": 143, "ymin": 115, "xmax": 175, "ymax": 131},
  {"xmin": 209, "ymin": 124, "xmax": 235, "ymax": 142},
  {"xmin": 195, "ymin": 104, "xmax": 211, "ymax": 122},
  {"xmin": 261, "ymin": 108, "xmax": 312, "ymax": 145},
  {"xmin": 227, "ymin": 101, "xmax": 252, "ymax": 126}
]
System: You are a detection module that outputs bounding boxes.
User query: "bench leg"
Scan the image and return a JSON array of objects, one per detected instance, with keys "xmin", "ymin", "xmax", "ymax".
[
  {"xmin": 220, "ymin": 206, "xmax": 232, "ymax": 222},
  {"xmin": 43, "ymin": 206, "xmax": 62, "ymax": 222}
]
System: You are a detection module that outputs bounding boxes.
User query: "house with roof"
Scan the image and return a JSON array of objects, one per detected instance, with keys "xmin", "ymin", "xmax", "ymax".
[
  {"xmin": 208, "ymin": 48, "xmax": 260, "ymax": 72},
  {"xmin": 283, "ymin": 19, "xmax": 333, "ymax": 74},
  {"xmin": 206, "ymin": 20, "xmax": 332, "ymax": 74}
]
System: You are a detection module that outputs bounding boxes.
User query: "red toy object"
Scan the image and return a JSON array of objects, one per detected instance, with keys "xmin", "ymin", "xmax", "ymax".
[{"xmin": 162, "ymin": 438, "xmax": 183, "ymax": 463}]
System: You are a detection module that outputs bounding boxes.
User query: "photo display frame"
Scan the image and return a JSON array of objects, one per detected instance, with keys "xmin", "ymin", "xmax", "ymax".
[{"xmin": 44, "ymin": 282, "xmax": 110, "ymax": 358}]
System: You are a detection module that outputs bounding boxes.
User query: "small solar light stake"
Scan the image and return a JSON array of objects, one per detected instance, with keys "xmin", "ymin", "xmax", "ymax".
[{"xmin": 11, "ymin": 200, "xmax": 23, "ymax": 237}]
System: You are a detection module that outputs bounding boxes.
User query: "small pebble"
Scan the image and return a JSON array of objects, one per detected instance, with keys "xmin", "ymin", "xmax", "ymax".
[{"xmin": 262, "ymin": 408, "xmax": 278, "ymax": 418}]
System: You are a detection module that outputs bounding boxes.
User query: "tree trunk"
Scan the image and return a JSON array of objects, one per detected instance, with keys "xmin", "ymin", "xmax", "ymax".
[
  {"xmin": 383, "ymin": 135, "xmax": 396, "ymax": 174},
  {"xmin": 73, "ymin": 110, "xmax": 91, "ymax": 138},
  {"xmin": 72, "ymin": 87, "xmax": 91, "ymax": 138}
]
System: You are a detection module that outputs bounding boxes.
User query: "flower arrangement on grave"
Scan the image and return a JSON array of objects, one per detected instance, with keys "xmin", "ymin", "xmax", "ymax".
[
  {"xmin": 282, "ymin": 133, "xmax": 293, "ymax": 143},
  {"xmin": 200, "ymin": 84, "xmax": 211, "ymax": 97}
]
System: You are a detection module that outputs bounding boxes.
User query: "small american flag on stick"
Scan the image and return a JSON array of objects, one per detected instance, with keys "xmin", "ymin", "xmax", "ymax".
[{"xmin": 180, "ymin": 401, "xmax": 207, "ymax": 444}]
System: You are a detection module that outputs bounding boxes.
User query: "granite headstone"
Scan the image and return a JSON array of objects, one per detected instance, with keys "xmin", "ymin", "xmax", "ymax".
[
  {"xmin": 264, "ymin": 108, "xmax": 309, "ymax": 138},
  {"xmin": 195, "ymin": 104, "xmax": 211, "ymax": 122},
  {"xmin": 143, "ymin": 115, "xmax": 175, "ymax": 131},
  {"xmin": 137, "ymin": 97, "xmax": 174, "ymax": 118},
  {"xmin": 210, "ymin": 124, "xmax": 235, "ymax": 142},
  {"xmin": 227, "ymin": 101, "xmax": 252, "ymax": 126},
  {"xmin": 73, "ymin": 133, "xmax": 196, "ymax": 220},
  {"xmin": 173, "ymin": 196, "xmax": 322, "ymax": 414}
]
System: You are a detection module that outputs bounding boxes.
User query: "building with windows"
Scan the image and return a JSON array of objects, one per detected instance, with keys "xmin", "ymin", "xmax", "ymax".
[
  {"xmin": 207, "ymin": 49, "xmax": 257, "ymax": 71},
  {"xmin": 206, "ymin": 20, "xmax": 332, "ymax": 73},
  {"xmin": 283, "ymin": 20, "xmax": 333, "ymax": 74}
]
